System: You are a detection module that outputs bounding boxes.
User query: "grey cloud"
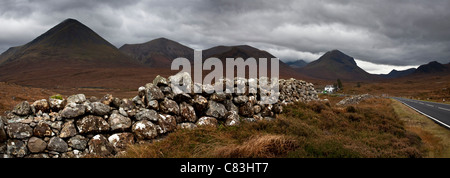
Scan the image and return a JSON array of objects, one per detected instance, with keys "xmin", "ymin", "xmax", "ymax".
[{"xmin": 0, "ymin": 0, "xmax": 450, "ymax": 66}]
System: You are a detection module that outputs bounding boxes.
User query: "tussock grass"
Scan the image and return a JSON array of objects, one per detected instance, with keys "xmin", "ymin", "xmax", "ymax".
[
  {"xmin": 121, "ymin": 98, "xmax": 425, "ymax": 158},
  {"xmin": 391, "ymin": 99, "xmax": 450, "ymax": 158}
]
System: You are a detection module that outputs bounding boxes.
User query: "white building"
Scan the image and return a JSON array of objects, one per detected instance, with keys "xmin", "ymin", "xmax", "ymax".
[{"xmin": 324, "ymin": 85, "xmax": 335, "ymax": 93}]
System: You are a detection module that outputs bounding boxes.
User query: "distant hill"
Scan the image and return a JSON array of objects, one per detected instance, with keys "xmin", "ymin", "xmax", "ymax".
[
  {"xmin": 381, "ymin": 68, "xmax": 416, "ymax": 79},
  {"xmin": 119, "ymin": 37, "xmax": 194, "ymax": 68},
  {"xmin": 201, "ymin": 45, "xmax": 306, "ymax": 79},
  {"xmin": 413, "ymin": 61, "xmax": 449, "ymax": 74},
  {"xmin": 286, "ymin": 60, "xmax": 308, "ymax": 68},
  {"xmin": 0, "ymin": 18, "xmax": 135, "ymax": 68},
  {"xmin": 298, "ymin": 50, "xmax": 375, "ymax": 81},
  {"xmin": 0, "ymin": 18, "xmax": 146, "ymax": 89}
]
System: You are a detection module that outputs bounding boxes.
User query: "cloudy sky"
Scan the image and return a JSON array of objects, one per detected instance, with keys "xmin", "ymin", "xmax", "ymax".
[{"xmin": 1, "ymin": 0, "xmax": 449, "ymax": 74}]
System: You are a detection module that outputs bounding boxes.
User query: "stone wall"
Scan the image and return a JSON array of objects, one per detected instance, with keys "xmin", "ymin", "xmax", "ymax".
[{"xmin": 0, "ymin": 73, "xmax": 318, "ymax": 158}]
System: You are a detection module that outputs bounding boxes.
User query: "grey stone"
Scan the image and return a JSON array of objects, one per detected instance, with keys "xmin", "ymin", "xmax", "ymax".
[
  {"xmin": 177, "ymin": 123, "xmax": 197, "ymax": 130},
  {"xmin": 7, "ymin": 139, "xmax": 28, "ymax": 157},
  {"xmin": 33, "ymin": 121, "xmax": 53, "ymax": 137},
  {"xmin": 108, "ymin": 113, "xmax": 132, "ymax": 131},
  {"xmin": 12, "ymin": 101, "xmax": 32, "ymax": 116},
  {"xmin": 132, "ymin": 120, "xmax": 158, "ymax": 140},
  {"xmin": 108, "ymin": 133, "xmax": 135, "ymax": 151},
  {"xmin": 233, "ymin": 95, "xmax": 248, "ymax": 105},
  {"xmin": 179, "ymin": 102, "xmax": 197, "ymax": 123},
  {"xmin": 68, "ymin": 135, "xmax": 88, "ymax": 150},
  {"xmin": 31, "ymin": 99, "xmax": 50, "ymax": 113},
  {"xmin": 60, "ymin": 103, "xmax": 86, "ymax": 118},
  {"xmin": 88, "ymin": 134, "xmax": 115, "ymax": 156},
  {"xmin": 157, "ymin": 114, "xmax": 177, "ymax": 134},
  {"xmin": 196, "ymin": 117, "xmax": 218, "ymax": 127},
  {"xmin": 47, "ymin": 137, "xmax": 68, "ymax": 153},
  {"xmin": 59, "ymin": 121, "xmax": 77, "ymax": 138},
  {"xmin": 49, "ymin": 98, "xmax": 65, "ymax": 112},
  {"xmin": 76, "ymin": 115, "xmax": 110, "ymax": 134},
  {"xmin": 135, "ymin": 109, "xmax": 160, "ymax": 121},
  {"xmin": 205, "ymin": 100, "xmax": 227, "ymax": 119},
  {"xmin": 193, "ymin": 95, "xmax": 208, "ymax": 112},
  {"xmin": 6, "ymin": 123, "xmax": 33, "ymax": 139},
  {"xmin": 160, "ymin": 98, "xmax": 179, "ymax": 115},
  {"xmin": 100, "ymin": 94, "xmax": 114, "ymax": 106},
  {"xmin": 91, "ymin": 102, "xmax": 111, "ymax": 116},
  {"xmin": 66, "ymin": 94, "xmax": 86, "ymax": 104},
  {"xmin": 145, "ymin": 83, "xmax": 165, "ymax": 101},
  {"xmin": 153, "ymin": 75, "xmax": 169, "ymax": 86},
  {"xmin": 225, "ymin": 111, "xmax": 240, "ymax": 126}
]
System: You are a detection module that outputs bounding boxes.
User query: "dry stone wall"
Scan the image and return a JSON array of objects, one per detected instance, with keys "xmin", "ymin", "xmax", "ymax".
[{"xmin": 0, "ymin": 73, "xmax": 318, "ymax": 158}]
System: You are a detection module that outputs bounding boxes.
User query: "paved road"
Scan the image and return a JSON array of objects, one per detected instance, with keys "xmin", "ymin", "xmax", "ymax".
[{"xmin": 392, "ymin": 97, "xmax": 450, "ymax": 129}]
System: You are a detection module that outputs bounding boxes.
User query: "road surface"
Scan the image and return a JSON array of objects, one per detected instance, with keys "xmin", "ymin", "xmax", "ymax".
[{"xmin": 392, "ymin": 97, "xmax": 450, "ymax": 129}]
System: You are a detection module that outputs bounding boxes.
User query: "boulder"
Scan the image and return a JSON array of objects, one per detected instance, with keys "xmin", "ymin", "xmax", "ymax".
[
  {"xmin": 33, "ymin": 122, "xmax": 53, "ymax": 137},
  {"xmin": 88, "ymin": 134, "xmax": 115, "ymax": 156},
  {"xmin": 60, "ymin": 103, "xmax": 86, "ymax": 118},
  {"xmin": 179, "ymin": 102, "xmax": 197, "ymax": 123},
  {"xmin": 205, "ymin": 101, "xmax": 227, "ymax": 120},
  {"xmin": 66, "ymin": 94, "xmax": 86, "ymax": 104},
  {"xmin": 100, "ymin": 94, "xmax": 114, "ymax": 106},
  {"xmin": 7, "ymin": 139, "xmax": 28, "ymax": 158},
  {"xmin": 27, "ymin": 137, "xmax": 47, "ymax": 153},
  {"xmin": 196, "ymin": 117, "xmax": 218, "ymax": 127},
  {"xmin": 224, "ymin": 99, "xmax": 239, "ymax": 112},
  {"xmin": 177, "ymin": 123, "xmax": 197, "ymax": 130},
  {"xmin": 0, "ymin": 119, "xmax": 7, "ymax": 142},
  {"xmin": 49, "ymin": 97, "xmax": 66, "ymax": 112},
  {"xmin": 153, "ymin": 75, "xmax": 169, "ymax": 86},
  {"xmin": 135, "ymin": 109, "xmax": 160, "ymax": 121},
  {"xmin": 168, "ymin": 72, "xmax": 192, "ymax": 94},
  {"xmin": 47, "ymin": 137, "xmax": 68, "ymax": 153},
  {"xmin": 132, "ymin": 120, "xmax": 158, "ymax": 140},
  {"xmin": 145, "ymin": 83, "xmax": 165, "ymax": 101},
  {"xmin": 157, "ymin": 114, "xmax": 177, "ymax": 134},
  {"xmin": 31, "ymin": 99, "xmax": 50, "ymax": 113},
  {"xmin": 160, "ymin": 98, "xmax": 179, "ymax": 115},
  {"xmin": 225, "ymin": 111, "xmax": 240, "ymax": 127},
  {"xmin": 68, "ymin": 135, "xmax": 88, "ymax": 150},
  {"xmin": 233, "ymin": 95, "xmax": 248, "ymax": 105},
  {"xmin": 108, "ymin": 133, "xmax": 135, "ymax": 151},
  {"xmin": 76, "ymin": 115, "xmax": 110, "ymax": 134},
  {"xmin": 193, "ymin": 95, "xmax": 208, "ymax": 112},
  {"xmin": 210, "ymin": 92, "xmax": 226, "ymax": 102},
  {"xmin": 59, "ymin": 121, "xmax": 77, "ymax": 138},
  {"xmin": 91, "ymin": 102, "xmax": 111, "ymax": 116},
  {"xmin": 6, "ymin": 123, "xmax": 33, "ymax": 139},
  {"xmin": 239, "ymin": 102, "xmax": 255, "ymax": 117},
  {"xmin": 108, "ymin": 113, "xmax": 132, "ymax": 131},
  {"xmin": 12, "ymin": 101, "xmax": 32, "ymax": 116},
  {"xmin": 147, "ymin": 100, "xmax": 159, "ymax": 110},
  {"xmin": 120, "ymin": 99, "xmax": 135, "ymax": 111}
]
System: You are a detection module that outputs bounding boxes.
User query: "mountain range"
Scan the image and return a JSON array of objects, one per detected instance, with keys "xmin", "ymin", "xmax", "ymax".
[{"xmin": 0, "ymin": 18, "xmax": 448, "ymax": 89}]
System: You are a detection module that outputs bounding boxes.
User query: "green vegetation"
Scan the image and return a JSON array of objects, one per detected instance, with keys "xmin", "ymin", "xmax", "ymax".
[
  {"xmin": 121, "ymin": 98, "xmax": 425, "ymax": 158},
  {"xmin": 50, "ymin": 94, "xmax": 63, "ymax": 100}
]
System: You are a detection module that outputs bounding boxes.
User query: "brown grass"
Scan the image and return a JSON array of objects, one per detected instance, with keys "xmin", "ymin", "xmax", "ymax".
[
  {"xmin": 391, "ymin": 99, "xmax": 450, "ymax": 157},
  {"xmin": 213, "ymin": 135, "xmax": 298, "ymax": 158},
  {"xmin": 120, "ymin": 98, "xmax": 425, "ymax": 158}
]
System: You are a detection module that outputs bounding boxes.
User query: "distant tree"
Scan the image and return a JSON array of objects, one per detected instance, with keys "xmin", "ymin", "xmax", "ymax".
[
  {"xmin": 356, "ymin": 82, "xmax": 361, "ymax": 88},
  {"xmin": 337, "ymin": 79, "xmax": 343, "ymax": 90}
]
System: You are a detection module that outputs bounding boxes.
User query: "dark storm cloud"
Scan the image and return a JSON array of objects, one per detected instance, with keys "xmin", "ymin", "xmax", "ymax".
[{"xmin": 1, "ymin": 0, "xmax": 450, "ymax": 67}]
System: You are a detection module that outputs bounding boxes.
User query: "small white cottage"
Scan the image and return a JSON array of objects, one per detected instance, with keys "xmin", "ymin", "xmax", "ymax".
[{"xmin": 324, "ymin": 85, "xmax": 335, "ymax": 93}]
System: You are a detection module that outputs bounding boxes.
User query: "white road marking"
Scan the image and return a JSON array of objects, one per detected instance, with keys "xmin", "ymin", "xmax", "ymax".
[
  {"xmin": 397, "ymin": 99, "xmax": 450, "ymax": 129},
  {"xmin": 425, "ymin": 104, "xmax": 434, "ymax": 107},
  {"xmin": 438, "ymin": 107, "xmax": 450, "ymax": 112}
]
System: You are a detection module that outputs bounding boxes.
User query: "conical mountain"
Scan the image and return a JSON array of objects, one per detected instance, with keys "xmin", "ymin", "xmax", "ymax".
[
  {"xmin": 119, "ymin": 37, "xmax": 194, "ymax": 68},
  {"xmin": 0, "ymin": 18, "xmax": 136, "ymax": 68},
  {"xmin": 298, "ymin": 50, "xmax": 375, "ymax": 81}
]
